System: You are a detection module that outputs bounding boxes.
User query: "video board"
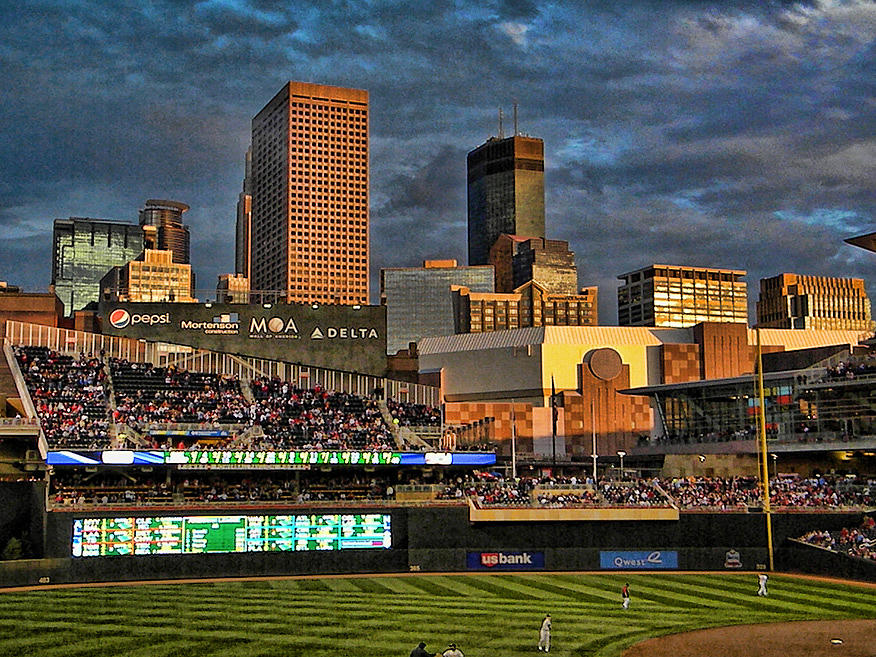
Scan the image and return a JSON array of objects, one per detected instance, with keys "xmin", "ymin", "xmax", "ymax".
[
  {"xmin": 47, "ymin": 450, "xmax": 497, "ymax": 468},
  {"xmin": 72, "ymin": 513, "xmax": 391, "ymax": 557}
]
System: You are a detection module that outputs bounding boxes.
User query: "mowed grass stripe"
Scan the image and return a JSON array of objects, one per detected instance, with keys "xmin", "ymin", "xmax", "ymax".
[
  {"xmin": 444, "ymin": 574, "xmax": 537, "ymax": 599},
  {"xmin": 0, "ymin": 574, "xmax": 874, "ymax": 657},
  {"xmin": 652, "ymin": 574, "xmax": 859, "ymax": 616},
  {"xmin": 346, "ymin": 577, "xmax": 397, "ymax": 595},
  {"xmin": 571, "ymin": 574, "xmax": 673, "ymax": 606},
  {"xmin": 623, "ymin": 574, "xmax": 777, "ymax": 611},
  {"xmin": 397, "ymin": 576, "xmax": 468, "ymax": 598}
]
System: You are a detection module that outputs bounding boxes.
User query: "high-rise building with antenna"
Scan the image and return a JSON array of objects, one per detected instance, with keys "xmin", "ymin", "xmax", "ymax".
[
  {"xmin": 467, "ymin": 112, "xmax": 545, "ymax": 266},
  {"xmin": 235, "ymin": 147, "xmax": 252, "ymax": 280}
]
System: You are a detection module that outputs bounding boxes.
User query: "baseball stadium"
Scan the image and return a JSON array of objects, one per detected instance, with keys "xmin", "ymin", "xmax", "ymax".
[{"xmin": 0, "ymin": 310, "xmax": 874, "ymax": 657}]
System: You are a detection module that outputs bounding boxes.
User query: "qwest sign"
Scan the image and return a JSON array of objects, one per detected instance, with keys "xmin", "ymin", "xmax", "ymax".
[
  {"xmin": 599, "ymin": 550, "xmax": 678, "ymax": 570},
  {"xmin": 467, "ymin": 551, "xmax": 545, "ymax": 571},
  {"xmin": 100, "ymin": 301, "xmax": 387, "ymax": 376}
]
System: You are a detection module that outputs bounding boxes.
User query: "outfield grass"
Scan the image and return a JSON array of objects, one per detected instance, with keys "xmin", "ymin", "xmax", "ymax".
[{"xmin": 0, "ymin": 573, "xmax": 873, "ymax": 657}]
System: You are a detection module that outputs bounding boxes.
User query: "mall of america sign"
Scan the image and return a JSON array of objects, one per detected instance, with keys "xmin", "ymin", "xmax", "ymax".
[{"xmin": 100, "ymin": 302, "xmax": 387, "ymax": 376}]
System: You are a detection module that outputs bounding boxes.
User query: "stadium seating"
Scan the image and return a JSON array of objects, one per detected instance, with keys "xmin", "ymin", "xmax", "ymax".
[{"xmin": 14, "ymin": 346, "xmax": 111, "ymax": 449}]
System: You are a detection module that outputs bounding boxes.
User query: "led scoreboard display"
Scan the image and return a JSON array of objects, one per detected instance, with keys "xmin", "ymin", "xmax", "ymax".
[{"xmin": 72, "ymin": 513, "xmax": 392, "ymax": 557}]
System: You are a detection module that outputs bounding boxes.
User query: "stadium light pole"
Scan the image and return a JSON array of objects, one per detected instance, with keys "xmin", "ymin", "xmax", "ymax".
[
  {"xmin": 551, "ymin": 375, "xmax": 557, "ymax": 470},
  {"xmin": 511, "ymin": 399, "xmax": 518, "ymax": 479},
  {"xmin": 590, "ymin": 398, "xmax": 597, "ymax": 482},
  {"xmin": 756, "ymin": 328, "xmax": 775, "ymax": 572},
  {"xmin": 617, "ymin": 450, "xmax": 626, "ymax": 480}
]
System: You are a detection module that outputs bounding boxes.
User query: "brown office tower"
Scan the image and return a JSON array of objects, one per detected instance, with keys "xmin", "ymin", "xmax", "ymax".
[
  {"xmin": 467, "ymin": 135, "xmax": 545, "ymax": 266},
  {"xmin": 490, "ymin": 235, "xmax": 579, "ymax": 295},
  {"xmin": 250, "ymin": 81, "xmax": 369, "ymax": 304},
  {"xmin": 138, "ymin": 199, "xmax": 191, "ymax": 264},
  {"xmin": 756, "ymin": 273, "xmax": 874, "ymax": 331}
]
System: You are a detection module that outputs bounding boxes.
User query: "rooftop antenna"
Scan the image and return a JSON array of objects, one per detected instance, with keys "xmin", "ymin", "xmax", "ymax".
[
  {"xmin": 513, "ymin": 101, "xmax": 519, "ymax": 136},
  {"xmin": 498, "ymin": 107, "xmax": 504, "ymax": 139}
]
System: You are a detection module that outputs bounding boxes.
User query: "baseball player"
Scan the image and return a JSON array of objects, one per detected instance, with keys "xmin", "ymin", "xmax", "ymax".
[
  {"xmin": 537, "ymin": 613, "xmax": 551, "ymax": 652},
  {"xmin": 622, "ymin": 582, "xmax": 630, "ymax": 609},
  {"xmin": 757, "ymin": 573, "xmax": 768, "ymax": 597},
  {"xmin": 442, "ymin": 643, "xmax": 464, "ymax": 657}
]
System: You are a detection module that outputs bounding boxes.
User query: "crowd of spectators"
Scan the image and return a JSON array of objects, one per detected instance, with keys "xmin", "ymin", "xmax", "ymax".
[
  {"xmin": 436, "ymin": 474, "xmax": 537, "ymax": 506},
  {"xmin": 662, "ymin": 476, "xmax": 760, "ymax": 510},
  {"xmin": 800, "ymin": 516, "xmax": 876, "ymax": 562},
  {"xmin": 111, "ymin": 359, "xmax": 249, "ymax": 427},
  {"xmin": 436, "ymin": 473, "xmax": 671, "ymax": 508},
  {"xmin": 536, "ymin": 490, "xmax": 598, "ymax": 507},
  {"xmin": 49, "ymin": 471, "xmax": 401, "ymax": 507},
  {"xmin": 823, "ymin": 353, "xmax": 876, "ymax": 381},
  {"xmin": 15, "ymin": 346, "xmax": 111, "ymax": 448},
  {"xmin": 385, "ymin": 399, "xmax": 441, "ymax": 427},
  {"xmin": 434, "ymin": 472, "xmax": 873, "ymax": 511},
  {"xmin": 13, "ymin": 350, "xmax": 466, "ymax": 453},
  {"xmin": 45, "ymin": 467, "xmax": 875, "ymax": 512},
  {"xmin": 249, "ymin": 378, "xmax": 395, "ymax": 451},
  {"xmin": 770, "ymin": 475, "xmax": 872, "ymax": 508},
  {"xmin": 600, "ymin": 480, "xmax": 670, "ymax": 506}
]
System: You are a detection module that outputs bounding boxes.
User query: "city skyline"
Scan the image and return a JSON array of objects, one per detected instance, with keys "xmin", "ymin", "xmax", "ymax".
[{"xmin": 2, "ymin": 1, "xmax": 875, "ymax": 323}]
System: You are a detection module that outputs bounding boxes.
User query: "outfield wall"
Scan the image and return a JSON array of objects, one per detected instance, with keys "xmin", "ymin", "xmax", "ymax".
[{"xmin": 0, "ymin": 505, "xmax": 869, "ymax": 587}]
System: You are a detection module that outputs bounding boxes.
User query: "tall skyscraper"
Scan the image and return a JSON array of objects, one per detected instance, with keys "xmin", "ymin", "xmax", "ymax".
[
  {"xmin": 467, "ymin": 134, "xmax": 545, "ymax": 266},
  {"xmin": 617, "ymin": 264, "xmax": 748, "ymax": 328},
  {"xmin": 52, "ymin": 217, "xmax": 145, "ymax": 316},
  {"xmin": 756, "ymin": 273, "xmax": 874, "ymax": 331},
  {"xmin": 250, "ymin": 81, "xmax": 369, "ymax": 304},
  {"xmin": 235, "ymin": 147, "xmax": 252, "ymax": 280},
  {"xmin": 138, "ymin": 199, "xmax": 191, "ymax": 264}
]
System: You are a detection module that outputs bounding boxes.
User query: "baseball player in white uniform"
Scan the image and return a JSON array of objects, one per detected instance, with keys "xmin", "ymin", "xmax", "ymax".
[
  {"xmin": 757, "ymin": 573, "xmax": 768, "ymax": 596},
  {"xmin": 538, "ymin": 614, "xmax": 551, "ymax": 652}
]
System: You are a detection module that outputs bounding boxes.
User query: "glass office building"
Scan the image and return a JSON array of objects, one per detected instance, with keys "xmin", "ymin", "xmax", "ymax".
[
  {"xmin": 618, "ymin": 264, "xmax": 748, "ymax": 328},
  {"xmin": 380, "ymin": 260, "xmax": 495, "ymax": 354},
  {"xmin": 52, "ymin": 218, "xmax": 144, "ymax": 316}
]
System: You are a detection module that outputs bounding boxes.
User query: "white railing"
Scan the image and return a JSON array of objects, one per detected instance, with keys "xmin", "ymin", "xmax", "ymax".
[{"xmin": 5, "ymin": 320, "xmax": 440, "ymax": 406}]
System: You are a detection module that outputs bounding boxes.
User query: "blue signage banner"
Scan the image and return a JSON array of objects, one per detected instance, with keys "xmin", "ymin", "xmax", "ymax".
[
  {"xmin": 467, "ymin": 551, "xmax": 545, "ymax": 570},
  {"xmin": 599, "ymin": 550, "xmax": 678, "ymax": 569}
]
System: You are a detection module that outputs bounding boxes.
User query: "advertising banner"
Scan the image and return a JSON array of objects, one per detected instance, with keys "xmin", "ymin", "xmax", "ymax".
[
  {"xmin": 100, "ymin": 301, "xmax": 387, "ymax": 375},
  {"xmin": 46, "ymin": 450, "xmax": 497, "ymax": 468},
  {"xmin": 466, "ymin": 551, "xmax": 545, "ymax": 570},
  {"xmin": 599, "ymin": 550, "xmax": 678, "ymax": 569}
]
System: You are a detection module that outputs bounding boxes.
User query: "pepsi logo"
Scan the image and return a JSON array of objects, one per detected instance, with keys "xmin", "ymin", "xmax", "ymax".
[{"xmin": 109, "ymin": 309, "xmax": 130, "ymax": 329}]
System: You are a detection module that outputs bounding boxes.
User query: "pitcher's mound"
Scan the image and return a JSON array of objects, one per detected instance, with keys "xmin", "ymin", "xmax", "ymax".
[{"xmin": 623, "ymin": 619, "xmax": 876, "ymax": 657}]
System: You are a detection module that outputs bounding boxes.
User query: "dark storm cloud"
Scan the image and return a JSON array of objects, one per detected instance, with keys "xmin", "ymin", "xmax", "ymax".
[{"xmin": 1, "ymin": 0, "xmax": 874, "ymax": 326}]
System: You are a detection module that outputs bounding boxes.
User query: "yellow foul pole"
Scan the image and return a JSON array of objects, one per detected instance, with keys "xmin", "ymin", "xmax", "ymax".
[{"xmin": 756, "ymin": 328, "xmax": 775, "ymax": 571}]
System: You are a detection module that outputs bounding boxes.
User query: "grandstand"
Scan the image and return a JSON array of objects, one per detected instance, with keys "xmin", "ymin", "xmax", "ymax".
[{"xmin": 0, "ymin": 320, "xmax": 873, "ymax": 587}]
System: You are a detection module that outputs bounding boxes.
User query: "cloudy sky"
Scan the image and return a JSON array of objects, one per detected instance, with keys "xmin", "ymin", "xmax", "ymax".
[{"xmin": 2, "ymin": 0, "xmax": 875, "ymax": 323}]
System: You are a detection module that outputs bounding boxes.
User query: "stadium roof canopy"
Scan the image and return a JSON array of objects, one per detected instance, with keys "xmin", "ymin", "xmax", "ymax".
[
  {"xmin": 418, "ymin": 325, "xmax": 869, "ymax": 355},
  {"xmin": 845, "ymin": 232, "xmax": 876, "ymax": 254}
]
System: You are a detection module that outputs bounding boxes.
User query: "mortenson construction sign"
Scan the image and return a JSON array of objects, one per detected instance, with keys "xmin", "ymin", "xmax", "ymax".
[{"xmin": 99, "ymin": 301, "xmax": 387, "ymax": 376}]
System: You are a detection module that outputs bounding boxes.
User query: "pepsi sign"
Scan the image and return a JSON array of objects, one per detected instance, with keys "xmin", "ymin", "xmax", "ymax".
[
  {"xmin": 108, "ymin": 309, "xmax": 170, "ymax": 329},
  {"xmin": 108, "ymin": 309, "xmax": 130, "ymax": 329}
]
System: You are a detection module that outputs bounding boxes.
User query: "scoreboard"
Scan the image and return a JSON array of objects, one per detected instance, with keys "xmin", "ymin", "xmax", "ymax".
[{"xmin": 71, "ymin": 513, "xmax": 392, "ymax": 557}]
